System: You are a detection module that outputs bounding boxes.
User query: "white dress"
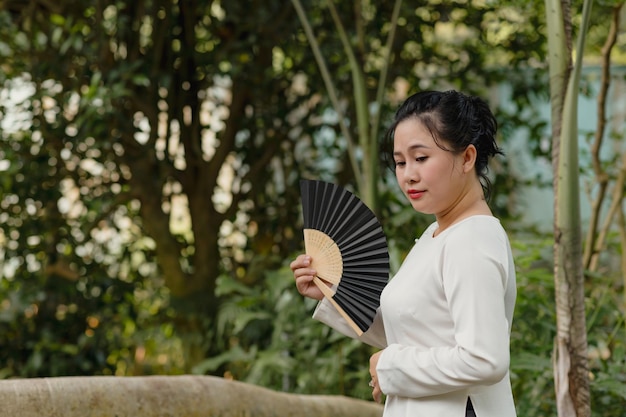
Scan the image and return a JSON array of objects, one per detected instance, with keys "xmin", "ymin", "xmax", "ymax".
[{"xmin": 313, "ymin": 215, "xmax": 517, "ymax": 417}]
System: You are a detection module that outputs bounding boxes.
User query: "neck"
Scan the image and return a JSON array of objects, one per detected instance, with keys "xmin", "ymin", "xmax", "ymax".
[{"xmin": 434, "ymin": 185, "xmax": 491, "ymax": 236}]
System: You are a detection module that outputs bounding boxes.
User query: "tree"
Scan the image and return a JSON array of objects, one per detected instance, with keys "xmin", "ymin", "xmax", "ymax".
[
  {"xmin": 1, "ymin": 0, "xmax": 541, "ymax": 377},
  {"xmin": 0, "ymin": 0, "xmax": 320, "ymax": 372},
  {"xmin": 544, "ymin": 0, "xmax": 592, "ymax": 415}
]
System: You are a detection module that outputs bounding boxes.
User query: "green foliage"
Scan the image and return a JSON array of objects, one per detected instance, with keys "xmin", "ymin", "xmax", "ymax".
[
  {"xmin": 188, "ymin": 233, "xmax": 626, "ymax": 414},
  {"xmin": 509, "ymin": 234, "xmax": 626, "ymax": 416},
  {"xmin": 509, "ymin": 235, "xmax": 558, "ymax": 416},
  {"xmin": 586, "ymin": 276, "xmax": 626, "ymax": 415},
  {"xmin": 192, "ymin": 266, "xmax": 375, "ymax": 400},
  {"xmin": 1, "ymin": 0, "xmax": 545, "ymax": 379},
  {"xmin": 0, "ymin": 0, "xmax": 324, "ymax": 372},
  {"xmin": 0, "ymin": 2, "xmax": 624, "ymax": 417}
]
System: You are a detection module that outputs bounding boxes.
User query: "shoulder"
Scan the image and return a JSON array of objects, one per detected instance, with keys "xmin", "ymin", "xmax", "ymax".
[
  {"xmin": 440, "ymin": 217, "xmax": 514, "ymax": 288},
  {"xmin": 446, "ymin": 216, "xmax": 507, "ymax": 243},
  {"xmin": 442, "ymin": 216, "xmax": 511, "ymax": 259}
]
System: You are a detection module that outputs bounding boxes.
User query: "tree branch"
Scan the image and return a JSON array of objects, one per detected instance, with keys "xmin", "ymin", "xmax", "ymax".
[
  {"xmin": 582, "ymin": 4, "xmax": 622, "ymax": 270},
  {"xmin": 289, "ymin": 0, "xmax": 361, "ymax": 182},
  {"xmin": 370, "ymin": 0, "xmax": 402, "ymax": 143},
  {"xmin": 588, "ymin": 152, "xmax": 626, "ymax": 272}
]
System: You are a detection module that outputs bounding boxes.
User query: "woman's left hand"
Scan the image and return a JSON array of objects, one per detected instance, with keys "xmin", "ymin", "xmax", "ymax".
[{"xmin": 369, "ymin": 351, "xmax": 383, "ymax": 403}]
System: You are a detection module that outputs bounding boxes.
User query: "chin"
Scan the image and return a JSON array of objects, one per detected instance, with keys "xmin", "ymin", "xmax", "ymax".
[
  {"xmin": 410, "ymin": 203, "xmax": 429, "ymax": 214},
  {"xmin": 414, "ymin": 202, "xmax": 439, "ymax": 215}
]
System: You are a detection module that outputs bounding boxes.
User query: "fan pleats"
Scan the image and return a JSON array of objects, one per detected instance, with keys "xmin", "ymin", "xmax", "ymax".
[{"xmin": 300, "ymin": 179, "xmax": 390, "ymax": 334}]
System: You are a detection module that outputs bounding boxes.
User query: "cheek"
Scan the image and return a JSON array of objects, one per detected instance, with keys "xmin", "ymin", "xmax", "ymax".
[
  {"xmin": 395, "ymin": 172, "xmax": 403, "ymax": 187},
  {"xmin": 426, "ymin": 159, "xmax": 451, "ymax": 180},
  {"xmin": 394, "ymin": 166, "xmax": 404, "ymax": 181}
]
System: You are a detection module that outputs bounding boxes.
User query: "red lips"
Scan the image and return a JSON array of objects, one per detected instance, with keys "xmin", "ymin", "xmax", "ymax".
[{"xmin": 407, "ymin": 189, "xmax": 425, "ymax": 199}]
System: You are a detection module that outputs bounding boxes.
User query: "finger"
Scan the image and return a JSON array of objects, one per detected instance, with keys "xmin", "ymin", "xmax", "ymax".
[
  {"xmin": 290, "ymin": 254, "xmax": 312, "ymax": 271},
  {"xmin": 293, "ymin": 268, "xmax": 317, "ymax": 280},
  {"xmin": 369, "ymin": 367, "xmax": 377, "ymax": 381},
  {"xmin": 295, "ymin": 276, "xmax": 314, "ymax": 289},
  {"xmin": 295, "ymin": 271, "xmax": 317, "ymax": 285},
  {"xmin": 372, "ymin": 387, "xmax": 382, "ymax": 403}
]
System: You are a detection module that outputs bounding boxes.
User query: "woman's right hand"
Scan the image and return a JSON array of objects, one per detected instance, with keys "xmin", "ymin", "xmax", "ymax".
[{"xmin": 290, "ymin": 254, "xmax": 324, "ymax": 300}]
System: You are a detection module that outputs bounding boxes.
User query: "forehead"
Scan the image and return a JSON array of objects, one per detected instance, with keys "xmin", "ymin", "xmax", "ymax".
[{"xmin": 393, "ymin": 118, "xmax": 436, "ymax": 148}]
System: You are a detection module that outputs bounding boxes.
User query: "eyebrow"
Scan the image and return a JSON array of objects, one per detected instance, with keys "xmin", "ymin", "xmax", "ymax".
[{"xmin": 393, "ymin": 143, "xmax": 430, "ymax": 156}]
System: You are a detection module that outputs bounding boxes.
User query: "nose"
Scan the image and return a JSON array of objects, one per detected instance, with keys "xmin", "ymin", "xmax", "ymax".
[{"xmin": 397, "ymin": 164, "xmax": 418, "ymax": 185}]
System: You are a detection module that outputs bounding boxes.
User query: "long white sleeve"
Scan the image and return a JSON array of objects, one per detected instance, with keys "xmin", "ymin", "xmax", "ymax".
[{"xmin": 312, "ymin": 298, "xmax": 387, "ymax": 349}]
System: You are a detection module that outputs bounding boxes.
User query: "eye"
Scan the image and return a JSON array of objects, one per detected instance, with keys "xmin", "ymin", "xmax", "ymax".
[
  {"xmin": 416, "ymin": 156, "xmax": 428, "ymax": 162},
  {"xmin": 394, "ymin": 160, "xmax": 405, "ymax": 168}
]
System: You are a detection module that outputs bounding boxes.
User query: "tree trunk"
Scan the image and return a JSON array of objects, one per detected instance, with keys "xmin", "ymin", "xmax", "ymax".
[
  {"xmin": 0, "ymin": 376, "xmax": 383, "ymax": 417},
  {"xmin": 544, "ymin": 0, "xmax": 592, "ymax": 415}
]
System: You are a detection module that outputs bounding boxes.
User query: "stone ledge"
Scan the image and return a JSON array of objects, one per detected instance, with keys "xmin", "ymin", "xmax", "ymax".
[{"xmin": 0, "ymin": 375, "xmax": 383, "ymax": 417}]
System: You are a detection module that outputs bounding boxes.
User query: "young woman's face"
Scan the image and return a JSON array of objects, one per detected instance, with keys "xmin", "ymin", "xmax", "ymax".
[{"xmin": 392, "ymin": 117, "xmax": 470, "ymax": 217}]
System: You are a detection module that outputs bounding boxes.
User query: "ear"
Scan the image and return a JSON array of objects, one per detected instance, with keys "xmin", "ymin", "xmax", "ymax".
[{"xmin": 462, "ymin": 144, "xmax": 477, "ymax": 173}]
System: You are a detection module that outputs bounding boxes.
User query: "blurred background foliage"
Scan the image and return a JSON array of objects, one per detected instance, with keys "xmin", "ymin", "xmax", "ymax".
[{"xmin": 0, "ymin": 0, "xmax": 624, "ymax": 415}]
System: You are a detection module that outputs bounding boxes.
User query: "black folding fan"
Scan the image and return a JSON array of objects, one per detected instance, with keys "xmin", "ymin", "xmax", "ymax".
[{"xmin": 300, "ymin": 179, "xmax": 390, "ymax": 335}]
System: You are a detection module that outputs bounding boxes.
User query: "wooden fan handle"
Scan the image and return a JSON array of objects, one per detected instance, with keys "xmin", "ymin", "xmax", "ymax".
[{"xmin": 313, "ymin": 277, "xmax": 364, "ymax": 336}]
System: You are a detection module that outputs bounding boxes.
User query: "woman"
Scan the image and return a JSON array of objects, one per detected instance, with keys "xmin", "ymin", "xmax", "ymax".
[{"xmin": 290, "ymin": 90, "xmax": 517, "ymax": 417}]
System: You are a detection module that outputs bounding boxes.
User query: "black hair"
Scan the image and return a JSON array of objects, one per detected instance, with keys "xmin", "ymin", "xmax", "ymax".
[{"xmin": 380, "ymin": 90, "xmax": 503, "ymax": 199}]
